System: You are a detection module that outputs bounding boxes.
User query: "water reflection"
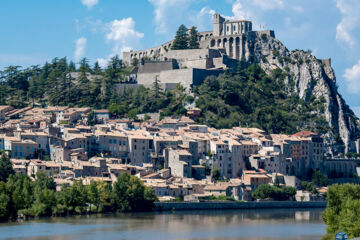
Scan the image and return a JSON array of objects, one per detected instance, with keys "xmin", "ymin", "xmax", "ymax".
[{"xmin": 0, "ymin": 208, "xmax": 325, "ymax": 240}]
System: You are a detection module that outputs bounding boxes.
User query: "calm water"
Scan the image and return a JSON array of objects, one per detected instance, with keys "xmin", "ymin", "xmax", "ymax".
[{"xmin": 0, "ymin": 208, "xmax": 326, "ymax": 240}]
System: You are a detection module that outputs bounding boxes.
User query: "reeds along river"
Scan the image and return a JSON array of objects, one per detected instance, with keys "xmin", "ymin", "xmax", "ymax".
[{"xmin": 0, "ymin": 208, "xmax": 325, "ymax": 240}]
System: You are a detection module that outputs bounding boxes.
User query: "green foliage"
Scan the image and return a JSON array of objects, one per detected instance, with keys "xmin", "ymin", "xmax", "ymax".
[
  {"xmin": 209, "ymin": 195, "xmax": 235, "ymax": 201},
  {"xmin": 131, "ymin": 58, "xmax": 139, "ymax": 67},
  {"xmin": 87, "ymin": 111, "xmax": 97, "ymax": 126},
  {"xmin": 322, "ymin": 184, "xmax": 360, "ymax": 240},
  {"xmin": 188, "ymin": 26, "xmax": 200, "ymax": 49},
  {"xmin": 171, "ymin": 25, "xmax": 199, "ymax": 50},
  {"xmin": 195, "ymin": 63, "xmax": 329, "ymax": 134},
  {"xmin": 301, "ymin": 181, "xmax": 317, "ymax": 194},
  {"xmin": 345, "ymin": 152, "xmax": 360, "ymax": 159},
  {"xmin": 252, "ymin": 184, "xmax": 296, "ymax": 201},
  {"xmin": 0, "ymin": 172, "xmax": 157, "ymax": 221},
  {"xmin": 171, "ymin": 24, "xmax": 189, "ymax": 50},
  {"xmin": 0, "ymin": 55, "xmax": 132, "ymax": 109},
  {"xmin": 212, "ymin": 167, "xmax": 221, "ymax": 180},
  {"xmin": 113, "ymin": 172, "xmax": 157, "ymax": 212},
  {"xmin": 0, "ymin": 153, "xmax": 14, "ymax": 182},
  {"xmin": 202, "ymin": 163, "xmax": 211, "ymax": 176},
  {"xmin": 312, "ymin": 170, "xmax": 329, "ymax": 187}
]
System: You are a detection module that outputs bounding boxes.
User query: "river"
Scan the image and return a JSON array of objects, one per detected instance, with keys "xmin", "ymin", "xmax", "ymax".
[{"xmin": 0, "ymin": 208, "xmax": 325, "ymax": 240}]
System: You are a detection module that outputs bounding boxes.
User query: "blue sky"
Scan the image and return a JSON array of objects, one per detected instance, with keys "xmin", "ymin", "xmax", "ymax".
[{"xmin": 0, "ymin": 0, "xmax": 360, "ymax": 116}]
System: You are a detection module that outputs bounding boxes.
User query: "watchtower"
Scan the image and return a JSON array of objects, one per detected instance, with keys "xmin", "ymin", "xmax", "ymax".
[{"xmin": 213, "ymin": 13, "xmax": 225, "ymax": 37}]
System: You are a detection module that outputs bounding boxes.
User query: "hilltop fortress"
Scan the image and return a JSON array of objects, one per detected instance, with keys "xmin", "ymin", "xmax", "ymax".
[{"xmin": 122, "ymin": 13, "xmax": 275, "ymax": 90}]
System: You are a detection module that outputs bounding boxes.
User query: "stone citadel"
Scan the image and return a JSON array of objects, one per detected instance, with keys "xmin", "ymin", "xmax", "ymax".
[{"xmin": 122, "ymin": 13, "xmax": 275, "ymax": 90}]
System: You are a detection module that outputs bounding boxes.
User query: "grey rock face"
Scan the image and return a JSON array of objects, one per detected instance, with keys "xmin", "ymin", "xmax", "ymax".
[{"xmin": 248, "ymin": 34, "xmax": 359, "ymax": 152}]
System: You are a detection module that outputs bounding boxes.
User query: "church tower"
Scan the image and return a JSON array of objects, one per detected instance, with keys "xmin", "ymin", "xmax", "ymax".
[{"xmin": 213, "ymin": 13, "xmax": 225, "ymax": 37}]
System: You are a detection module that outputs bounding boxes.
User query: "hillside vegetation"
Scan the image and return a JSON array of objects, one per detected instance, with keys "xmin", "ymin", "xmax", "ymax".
[{"xmin": 0, "ymin": 57, "xmax": 331, "ymax": 135}]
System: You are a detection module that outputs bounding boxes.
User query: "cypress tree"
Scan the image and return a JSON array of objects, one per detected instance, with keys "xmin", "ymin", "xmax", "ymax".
[
  {"xmin": 171, "ymin": 24, "xmax": 188, "ymax": 50},
  {"xmin": 188, "ymin": 26, "xmax": 199, "ymax": 49}
]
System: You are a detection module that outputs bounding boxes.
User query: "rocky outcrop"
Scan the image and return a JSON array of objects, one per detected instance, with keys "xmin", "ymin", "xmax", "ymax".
[{"xmin": 247, "ymin": 33, "xmax": 359, "ymax": 152}]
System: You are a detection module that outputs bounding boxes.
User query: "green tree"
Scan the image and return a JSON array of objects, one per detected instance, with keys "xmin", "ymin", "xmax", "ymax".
[
  {"xmin": 87, "ymin": 111, "xmax": 97, "ymax": 126},
  {"xmin": 212, "ymin": 168, "xmax": 221, "ymax": 180},
  {"xmin": 131, "ymin": 58, "xmax": 139, "ymax": 67},
  {"xmin": 322, "ymin": 184, "xmax": 360, "ymax": 240},
  {"xmin": 97, "ymin": 181, "xmax": 115, "ymax": 212},
  {"xmin": 113, "ymin": 173, "xmax": 157, "ymax": 212},
  {"xmin": 93, "ymin": 61, "xmax": 102, "ymax": 75},
  {"xmin": 188, "ymin": 26, "xmax": 199, "ymax": 49},
  {"xmin": 171, "ymin": 24, "xmax": 188, "ymax": 50},
  {"xmin": 0, "ymin": 153, "xmax": 14, "ymax": 182},
  {"xmin": 312, "ymin": 170, "xmax": 328, "ymax": 187},
  {"xmin": 88, "ymin": 181, "xmax": 100, "ymax": 212}
]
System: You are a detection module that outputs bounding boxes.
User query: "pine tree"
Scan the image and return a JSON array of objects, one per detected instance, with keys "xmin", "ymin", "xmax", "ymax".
[
  {"xmin": 152, "ymin": 75, "xmax": 163, "ymax": 100},
  {"xmin": 171, "ymin": 24, "xmax": 189, "ymax": 50},
  {"xmin": 93, "ymin": 61, "xmax": 102, "ymax": 75},
  {"xmin": 68, "ymin": 61, "xmax": 76, "ymax": 72},
  {"xmin": 188, "ymin": 26, "xmax": 199, "ymax": 49}
]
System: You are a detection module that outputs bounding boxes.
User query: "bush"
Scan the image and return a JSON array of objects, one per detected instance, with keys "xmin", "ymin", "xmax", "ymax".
[
  {"xmin": 252, "ymin": 184, "xmax": 296, "ymax": 201},
  {"xmin": 322, "ymin": 184, "xmax": 360, "ymax": 239}
]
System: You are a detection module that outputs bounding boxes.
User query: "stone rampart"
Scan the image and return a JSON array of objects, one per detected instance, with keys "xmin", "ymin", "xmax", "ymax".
[
  {"xmin": 155, "ymin": 201, "xmax": 327, "ymax": 211},
  {"xmin": 137, "ymin": 68, "xmax": 224, "ymax": 90}
]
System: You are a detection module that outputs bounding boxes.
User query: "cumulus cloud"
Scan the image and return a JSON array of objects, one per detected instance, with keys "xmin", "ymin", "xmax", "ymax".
[
  {"xmin": 105, "ymin": 18, "xmax": 144, "ymax": 56},
  {"xmin": 96, "ymin": 58, "xmax": 109, "ymax": 68},
  {"xmin": 95, "ymin": 18, "xmax": 144, "ymax": 66},
  {"xmin": 74, "ymin": 37, "xmax": 87, "ymax": 61},
  {"xmin": 81, "ymin": 0, "xmax": 99, "ymax": 9},
  {"xmin": 252, "ymin": 0, "xmax": 284, "ymax": 10},
  {"xmin": 335, "ymin": 0, "xmax": 360, "ymax": 46},
  {"xmin": 344, "ymin": 59, "xmax": 360, "ymax": 93}
]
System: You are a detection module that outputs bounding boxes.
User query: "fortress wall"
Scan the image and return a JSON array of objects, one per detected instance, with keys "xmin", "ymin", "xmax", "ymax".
[
  {"xmin": 192, "ymin": 69, "xmax": 224, "ymax": 85},
  {"xmin": 256, "ymin": 30, "xmax": 276, "ymax": 38},
  {"xmin": 164, "ymin": 49, "xmax": 211, "ymax": 61},
  {"xmin": 114, "ymin": 83, "xmax": 140, "ymax": 93},
  {"xmin": 138, "ymin": 60, "xmax": 177, "ymax": 74},
  {"xmin": 213, "ymin": 57, "xmax": 227, "ymax": 69},
  {"xmin": 159, "ymin": 69, "xmax": 194, "ymax": 89},
  {"xmin": 137, "ymin": 72, "xmax": 159, "ymax": 85}
]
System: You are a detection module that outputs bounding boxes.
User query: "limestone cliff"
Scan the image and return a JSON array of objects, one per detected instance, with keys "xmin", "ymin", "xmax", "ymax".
[{"xmin": 246, "ymin": 32, "xmax": 359, "ymax": 152}]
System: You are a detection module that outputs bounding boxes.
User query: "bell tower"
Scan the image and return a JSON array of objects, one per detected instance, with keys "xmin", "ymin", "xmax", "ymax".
[{"xmin": 213, "ymin": 13, "xmax": 225, "ymax": 37}]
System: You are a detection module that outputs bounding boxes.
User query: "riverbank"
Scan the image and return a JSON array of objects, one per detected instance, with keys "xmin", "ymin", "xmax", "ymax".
[{"xmin": 155, "ymin": 201, "xmax": 327, "ymax": 211}]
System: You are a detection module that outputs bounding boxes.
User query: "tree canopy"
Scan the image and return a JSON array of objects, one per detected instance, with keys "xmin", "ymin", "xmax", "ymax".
[
  {"xmin": 0, "ymin": 172, "xmax": 157, "ymax": 220},
  {"xmin": 322, "ymin": 184, "xmax": 360, "ymax": 240}
]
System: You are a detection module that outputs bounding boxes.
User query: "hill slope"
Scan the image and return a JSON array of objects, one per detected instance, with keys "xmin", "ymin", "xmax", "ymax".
[{"xmin": 246, "ymin": 33, "xmax": 359, "ymax": 152}]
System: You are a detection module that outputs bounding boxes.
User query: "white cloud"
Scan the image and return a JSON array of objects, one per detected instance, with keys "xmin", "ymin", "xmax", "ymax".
[
  {"xmin": 344, "ymin": 59, "xmax": 360, "ymax": 93},
  {"xmin": 252, "ymin": 0, "xmax": 284, "ymax": 10},
  {"xmin": 96, "ymin": 58, "xmax": 109, "ymax": 68},
  {"xmin": 105, "ymin": 18, "xmax": 144, "ymax": 56},
  {"xmin": 231, "ymin": 0, "xmax": 250, "ymax": 20},
  {"xmin": 74, "ymin": 37, "xmax": 87, "ymax": 61},
  {"xmin": 335, "ymin": 0, "xmax": 360, "ymax": 46},
  {"xmin": 81, "ymin": 0, "xmax": 98, "ymax": 9}
]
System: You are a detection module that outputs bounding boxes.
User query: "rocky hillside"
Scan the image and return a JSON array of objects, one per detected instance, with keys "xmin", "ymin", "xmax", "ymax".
[{"xmin": 247, "ymin": 32, "xmax": 359, "ymax": 152}]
